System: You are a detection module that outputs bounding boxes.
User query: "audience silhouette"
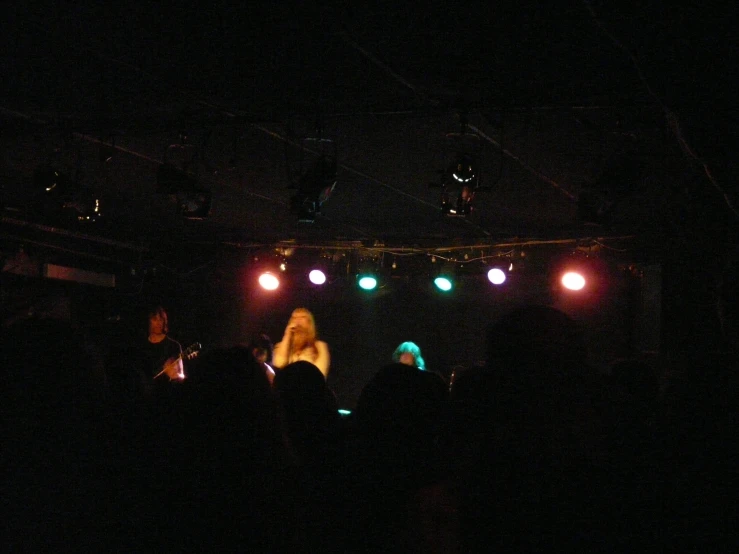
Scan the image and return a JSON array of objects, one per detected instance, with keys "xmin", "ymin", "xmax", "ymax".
[{"xmin": 2, "ymin": 302, "xmax": 735, "ymax": 551}]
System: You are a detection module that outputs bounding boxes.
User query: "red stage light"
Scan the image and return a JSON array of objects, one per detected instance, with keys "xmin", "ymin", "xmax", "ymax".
[
  {"xmin": 561, "ymin": 271, "xmax": 586, "ymax": 291},
  {"xmin": 258, "ymin": 272, "xmax": 280, "ymax": 290}
]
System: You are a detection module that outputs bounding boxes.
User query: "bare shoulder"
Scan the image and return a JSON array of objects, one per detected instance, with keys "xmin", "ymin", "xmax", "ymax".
[{"xmin": 315, "ymin": 340, "xmax": 329, "ymax": 351}]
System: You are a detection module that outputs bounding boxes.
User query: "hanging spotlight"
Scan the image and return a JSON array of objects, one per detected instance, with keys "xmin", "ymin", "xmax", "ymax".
[
  {"xmin": 309, "ymin": 269, "xmax": 327, "ymax": 285},
  {"xmin": 439, "ymin": 153, "xmax": 478, "ymax": 217},
  {"xmin": 290, "ymin": 156, "xmax": 336, "ymax": 223},
  {"xmin": 486, "ymin": 258, "xmax": 510, "ymax": 285},
  {"xmin": 258, "ymin": 271, "xmax": 280, "ymax": 291},
  {"xmin": 432, "ymin": 260, "xmax": 456, "ymax": 292},
  {"xmin": 290, "ymin": 137, "xmax": 338, "ymax": 223},
  {"xmin": 550, "ymin": 251, "xmax": 614, "ymax": 306},
  {"xmin": 253, "ymin": 249, "xmax": 290, "ymax": 291},
  {"xmin": 157, "ymin": 143, "xmax": 211, "ymax": 219},
  {"xmin": 358, "ymin": 275, "xmax": 378, "ymax": 291},
  {"xmin": 487, "ymin": 267, "xmax": 506, "ymax": 285},
  {"xmin": 450, "ymin": 153, "xmax": 477, "ymax": 184},
  {"xmin": 434, "ymin": 275, "xmax": 453, "ymax": 291},
  {"xmin": 355, "ymin": 252, "xmax": 383, "ymax": 292},
  {"xmin": 440, "ymin": 184, "xmax": 475, "ymax": 216},
  {"xmin": 431, "ymin": 121, "xmax": 485, "ymax": 218},
  {"xmin": 550, "ymin": 248, "xmax": 606, "ymax": 295},
  {"xmin": 561, "ymin": 271, "xmax": 586, "ymax": 291},
  {"xmin": 34, "ymin": 165, "xmax": 103, "ymax": 223},
  {"xmin": 306, "ymin": 250, "xmax": 340, "ymax": 286},
  {"xmin": 35, "ymin": 166, "xmax": 73, "ymax": 194}
]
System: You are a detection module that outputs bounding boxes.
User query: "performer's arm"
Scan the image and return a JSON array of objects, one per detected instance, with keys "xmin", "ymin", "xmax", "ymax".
[
  {"xmin": 313, "ymin": 340, "xmax": 331, "ymax": 378},
  {"xmin": 271, "ymin": 327, "xmax": 294, "ymax": 369},
  {"xmin": 163, "ymin": 341, "xmax": 185, "ymax": 380}
]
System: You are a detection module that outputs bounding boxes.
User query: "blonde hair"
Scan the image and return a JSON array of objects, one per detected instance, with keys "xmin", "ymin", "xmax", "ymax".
[{"xmin": 290, "ymin": 307, "xmax": 317, "ymax": 343}]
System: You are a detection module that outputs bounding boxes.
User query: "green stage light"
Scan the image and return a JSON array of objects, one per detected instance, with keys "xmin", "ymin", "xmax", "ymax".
[
  {"xmin": 434, "ymin": 276, "xmax": 453, "ymax": 291},
  {"xmin": 358, "ymin": 275, "xmax": 378, "ymax": 290}
]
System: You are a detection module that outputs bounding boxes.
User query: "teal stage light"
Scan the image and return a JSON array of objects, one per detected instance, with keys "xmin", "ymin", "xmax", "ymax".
[
  {"xmin": 358, "ymin": 275, "xmax": 378, "ymax": 290},
  {"xmin": 434, "ymin": 276, "xmax": 453, "ymax": 291}
]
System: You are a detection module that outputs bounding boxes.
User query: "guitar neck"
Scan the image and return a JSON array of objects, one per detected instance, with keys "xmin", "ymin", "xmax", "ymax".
[{"xmin": 153, "ymin": 342, "xmax": 201, "ymax": 379}]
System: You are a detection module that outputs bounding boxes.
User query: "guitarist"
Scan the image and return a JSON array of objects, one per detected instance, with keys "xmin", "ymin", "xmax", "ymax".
[{"xmin": 144, "ymin": 305, "xmax": 185, "ymax": 382}]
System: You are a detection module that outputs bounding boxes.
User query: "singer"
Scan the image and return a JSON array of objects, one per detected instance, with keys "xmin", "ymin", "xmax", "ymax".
[{"xmin": 272, "ymin": 308, "xmax": 331, "ymax": 378}]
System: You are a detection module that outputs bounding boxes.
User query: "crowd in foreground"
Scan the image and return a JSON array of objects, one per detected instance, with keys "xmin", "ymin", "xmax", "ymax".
[{"xmin": 2, "ymin": 304, "xmax": 738, "ymax": 552}]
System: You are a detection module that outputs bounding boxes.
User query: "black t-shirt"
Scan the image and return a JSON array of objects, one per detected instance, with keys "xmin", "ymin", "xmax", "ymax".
[
  {"xmin": 134, "ymin": 336, "xmax": 184, "ymax": 406},
  {"xmin": 143, "ymin": 336, "xmax": 183, "ymax": 378}
]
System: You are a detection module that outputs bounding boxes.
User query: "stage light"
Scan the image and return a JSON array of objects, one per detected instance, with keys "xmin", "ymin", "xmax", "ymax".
[
  {"xmin": 35, "ymin": 166, "xmax": 72, "ymax": 193},
  {"xmin": 431, "ymin": 259, "xmax": 456, "ymax": 292},
  {"xmin": 157, "ymin": 143, "xmax": 211, "ymax": 219},
  {"xmin": 434, "ymin": 276, "xmax": 453, "ymax": 291},
  {"xmin": 309, "ymin": 269, "xmax": 327, "ymax": 285},
  {"xmin": 437, "ymin": 152, "xmax": 480, "ymax": 217},
  {"xmin": 358, "ymin": 275, "xmax": 378, "ymax": 291},
  {"xmin": 431, "ymin": 124, "xmax": 486, "ymax": 218},
  {"xmin": 290, "ymin": 148, "xmax": 337, "ymax": 223},
  {"xmin": 488, "ymin": 267, "xmax": 506, "ymax": 285},
  {"xmin": 450, "ymin": 154, "xmax": 477, "ymax": 184},
  {"xmin": 258, "ymin": 272, "xmax": 280, "ymax": 290},
  {"xmin": 561, "ymin": 271, "xmax": 586, "ymax": 291},
  {"xmin": 177, "ymin": 191, "xmax": 211, "ymax": 219},
  {"xmin": 440, "ymin": 186, "xmax": 474, "ymax": 217},
  {"xmin": 356, "ymin": 252, "xmax": 383, "ymax": 291},
  {"xmin": 34, "ymin": 166, "xmax": 103, "ymax": 223}
]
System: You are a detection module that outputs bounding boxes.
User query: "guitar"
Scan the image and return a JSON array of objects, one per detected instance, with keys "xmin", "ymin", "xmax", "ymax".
[{"xmin": 153, "ymin": 342, "xmax": 202, "ymax": 380}]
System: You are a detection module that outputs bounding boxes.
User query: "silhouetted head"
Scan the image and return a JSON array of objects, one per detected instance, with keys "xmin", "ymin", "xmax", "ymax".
[
  {"xmin": 452, "ymin": 305, "xmax": 596, "ymax": 426},
  {"xmin": 273, "ymin": 361, "xmax": 338, "ymax": 422},
  {"xmin": 485, "ymin": 304, "xmax": 587, "ymax": 375},
  {"xmin": 352, "ymin": 363, "xmax": 450, "ymax": 488},
  {"xmin": 272, "ymin": 361, "xmax": 339, "ymax": 467},
  {"xmin": 355, "ymin": 363, "xmax": 447, "ymax": 429},
  {"xmin": 248, "ymin": 333, "xmax": 273, "ymax": 364}
]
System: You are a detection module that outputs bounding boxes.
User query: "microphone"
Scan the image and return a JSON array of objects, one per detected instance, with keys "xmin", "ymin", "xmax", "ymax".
[{"xmin": 287, "ymin": 326, "xmax": 295, "ymax": 362}]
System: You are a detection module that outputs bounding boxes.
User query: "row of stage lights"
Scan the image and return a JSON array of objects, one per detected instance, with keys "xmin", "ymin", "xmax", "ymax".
[
  {"xmin": 258, "ymin": 269, "xmax": 330, "ymax": 290},
  {"xmin": 255, "ymin": 262, "xmax": 591, "ymax": 293},
  {"xmin": 430, "ymin": 266, "xmax": 511, "ymax": 292}
]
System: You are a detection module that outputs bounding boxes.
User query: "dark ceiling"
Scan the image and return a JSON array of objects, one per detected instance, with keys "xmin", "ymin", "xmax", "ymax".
[{"xmin": 1, "ymin": 1, "xmax": 736, "ymax": 273}]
